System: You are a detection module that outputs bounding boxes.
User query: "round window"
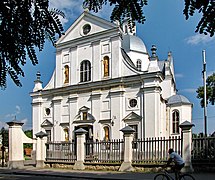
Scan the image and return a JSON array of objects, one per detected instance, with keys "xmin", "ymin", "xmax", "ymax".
[
  {"xmin": 45, "ymin": 108, "xmax": 50, "ymax": 116},
  {"xmin": 129, "ymin": 99, "xmax": 137, "ymax": 108},
  {"xmin": 83, "ymin": 24, "xmax": 91, "ymax": 35}
]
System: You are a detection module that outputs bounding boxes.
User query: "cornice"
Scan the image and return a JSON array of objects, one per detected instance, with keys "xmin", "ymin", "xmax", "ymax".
[
  {"xmin": 56, "ymin": 28, "xmax": 120, "ymax": 51},
  {"xmin": 31, "ymin": 72, "xmax": 164, "ymax": 97}
]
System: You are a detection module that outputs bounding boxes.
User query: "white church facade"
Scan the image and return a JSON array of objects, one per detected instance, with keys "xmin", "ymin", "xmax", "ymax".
[{"xmin": 30, "ymin": 11, "xmax": 192, "ymax": 142}]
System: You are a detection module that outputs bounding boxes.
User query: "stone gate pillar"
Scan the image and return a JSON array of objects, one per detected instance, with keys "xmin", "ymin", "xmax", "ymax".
[
  {"xmin": 179, "ymin": 121, "xmax": 194, "ymax": 173},
  {"xmin": 35, "ymin": 131, "xmax": 47, "ymax": 167},
  {"xmin": 119, "ymin": 126, "xmax": 135, "ymax": 172},
  {"xmin": 74, "ymin": 128, "xmax": 87, "ymax": 170},
  {"xmin": 7, "ymin": 121, "xmax": 25, "ymax": 168}
]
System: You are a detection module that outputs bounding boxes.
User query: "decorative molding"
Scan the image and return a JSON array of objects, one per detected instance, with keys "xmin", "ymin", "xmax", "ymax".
[
  {"xmin": 98, "ymin": 119, "xmax": 111, "ymax": 124},
  {"xmin": 73, "ymin": 120, "xmax": 95, "ymax": 124}
]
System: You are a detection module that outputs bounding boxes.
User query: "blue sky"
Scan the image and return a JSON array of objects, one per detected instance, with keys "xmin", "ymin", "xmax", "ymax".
[{"xmin": 0, "ymin": 0, "xmax": 215, "ymax": 134}]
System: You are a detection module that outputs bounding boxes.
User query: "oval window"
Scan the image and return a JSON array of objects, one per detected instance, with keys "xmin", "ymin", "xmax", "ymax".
[
  {"xmin": 45, "ymin": 108, "xmax": 50, "ymax": 115},
  {"xmin": 83, "ymin": 24, "xmax": 91, "ymax": 35}
]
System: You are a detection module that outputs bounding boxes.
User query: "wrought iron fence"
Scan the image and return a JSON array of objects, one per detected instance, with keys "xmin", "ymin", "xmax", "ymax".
[
  {"xmin": 85, "ymin": 139, "xmax": 124, "ymax": 163},
  {"xmin": 45, "ymin": 136, "xmax": 183, "ymax": 164},
  {"xmin": 132, "ymin": 136, "xmax": 182, "ymax": 164},
  {"xmin": 192, "ymin": 135, "xmax": 215, "ymax": 162},
  {"xmin": 46, "ymin": 141, "xmax": 76, "ymax": 162}
]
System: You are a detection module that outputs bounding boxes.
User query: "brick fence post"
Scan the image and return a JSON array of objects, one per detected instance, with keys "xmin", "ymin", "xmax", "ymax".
[
  {"xmin": 179, "ymin": 120, "xmax": 195, "ymax": 173},
  {"xmin": 119, "ymin": 126, "xmax": 135, "ymax": 172},
  {"xmin": 74, "ymin": 128, "xmax": 87, "ymax": 170}
]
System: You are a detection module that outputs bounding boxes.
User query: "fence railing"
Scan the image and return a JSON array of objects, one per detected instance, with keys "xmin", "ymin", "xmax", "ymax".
[
  {"xmin": 85, "ymin": 139, "xmax": 124, "ymax": 163},
  {"xmin": 132, "ymin": 136, "xmax": 182, "ymax": 164},
  {"xmin": 45, "ymin": 136, "xmax": 183, "ymax": 164},
  {"xmin": 46, "ymin": 141, "xmax": 76, "ymax": 162},
  {"xmin": 192, "ymin": 135, "xmax": 215, "ymax": 163}
]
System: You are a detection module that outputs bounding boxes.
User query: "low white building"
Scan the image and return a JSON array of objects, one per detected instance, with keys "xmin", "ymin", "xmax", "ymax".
[{"xmin": 30, "ymin": 11, "xmax": 192, "ymax": 142}]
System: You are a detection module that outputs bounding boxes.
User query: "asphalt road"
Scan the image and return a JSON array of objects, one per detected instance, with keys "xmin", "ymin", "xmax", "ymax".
[
  {"xmin": 0, "ymin": 168, "xmax": 214, "ymax": 180},
  {"xmin": 0, "ymin": 174, "xmax": 90, "ymax": 180}
]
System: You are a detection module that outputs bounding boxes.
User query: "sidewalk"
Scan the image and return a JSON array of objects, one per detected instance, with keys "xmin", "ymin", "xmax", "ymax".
[{"xmin": 0, "ymin": 166, "xmax": 214, "ymax": 180}]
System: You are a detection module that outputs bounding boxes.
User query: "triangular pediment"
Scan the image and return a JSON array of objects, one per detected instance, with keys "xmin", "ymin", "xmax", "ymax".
[
  {"xmin": 41, "ymin": 119, "xmax": 53, "ymax": 127},
  {"xmin": 79, "ymin": 106, "xmax": 90, "ymax": 112},
  {"xmin": 122, "ymin": 112, "xmax": 142, "ymax": 122},
  {"xmin": 57, "ymin": 11, "xmax": 117, "ymax": 45}
]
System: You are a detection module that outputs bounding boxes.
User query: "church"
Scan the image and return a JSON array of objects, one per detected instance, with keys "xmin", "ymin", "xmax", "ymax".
[{"xmin": 30, "ymin": 11, "xmax": 192, "ymax": 142}]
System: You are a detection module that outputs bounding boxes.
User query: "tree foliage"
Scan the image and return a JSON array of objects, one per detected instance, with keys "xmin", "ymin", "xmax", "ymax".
[
  {"xmin": 24, "ymin": 129, "xmax": 33, "ymax": 148},
  {"xmin": 83, "ymin": 0, "xmax": 148, "ymax": 30},
  {"xmin": 0, "ymin": 0, "xmax": 64, "ymax": 89},
  {"xmin": 197, "ymin": 73, "xmax": 215, "ymax": 107},
  {"xmin": 0, "ymin": 128, "xmax": 9, "ymax": 147},
  {"xmin": 183, "ymin": 0, "xmax": 215, "ymax": 37},
  {"xmin": 83, "ymin": 0, "xmax": 215, "ymax": 37},
  {"xmin": 1, "ymin": 0, "xmax": 214, "ymax": 89}
]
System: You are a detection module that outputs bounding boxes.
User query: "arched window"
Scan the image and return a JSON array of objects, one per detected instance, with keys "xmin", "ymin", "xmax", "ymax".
[
  {"xmin": 136, "ymin": 59, "xmax": 141, "ymax": 71},
  {"xmin": 64, "ymin": 65, "xmax": 69, "ymax": 84},
  {"xmin": 103, "ymin": 56, "xmax": 109, "ymax": 77},
  {"xmin": 172, "ymin": 110, "xmax": 180, "ymax": 134},
  {"xmin": 80, "ymin": 60, "xmax": 91, "ymax": 82}
]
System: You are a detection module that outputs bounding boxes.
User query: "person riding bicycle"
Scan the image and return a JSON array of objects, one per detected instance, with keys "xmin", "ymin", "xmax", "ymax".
[{"xmin": 166, "ymin": 148, "xmax": 185, "ymax": 180}]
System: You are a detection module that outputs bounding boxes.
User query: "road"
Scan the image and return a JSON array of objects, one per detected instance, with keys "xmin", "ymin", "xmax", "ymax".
[
  {"xmin": 0, "ymin": 174, "xmax": 89, "ymax": 180},
  {"xmin": 0, "ymin": 168, "xmax": 214, "ymax": 180}
]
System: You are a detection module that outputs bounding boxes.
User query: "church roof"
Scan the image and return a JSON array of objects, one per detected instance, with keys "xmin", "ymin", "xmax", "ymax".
[
  {"xmin": 167, "ymin": 94, "xmax": 191, "ymax": 105},
  {"xmin": 158, "ymin": 61, "xmax": 165, "ymax": 72},
  {"xmin": 122, "ymin": 34, "xmax": 148, "ymax": 54}
]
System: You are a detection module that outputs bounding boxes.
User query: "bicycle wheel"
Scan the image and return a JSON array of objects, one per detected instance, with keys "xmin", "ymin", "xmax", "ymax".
[
  {"xmin": 180, "ymin": 174, "xmax": 195, "ymax": 180},
  {"xmin": 154, "ymin": 174, "xmax": 170, "ymax": 180}
]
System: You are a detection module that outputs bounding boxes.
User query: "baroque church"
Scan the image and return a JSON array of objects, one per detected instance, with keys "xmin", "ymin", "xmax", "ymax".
[{"xmin": 30, "ymin": 11, "xmax": 192, "ymax": 142}]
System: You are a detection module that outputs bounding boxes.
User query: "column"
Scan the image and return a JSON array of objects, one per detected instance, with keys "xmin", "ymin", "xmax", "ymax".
[
  {"xmin": 119, "ymin": 126, "xmax": 135, "ymax": 172},
  {"xmin": 179, "ymin": 121, "xmax": 195, "ymax": 173},
  {"xmin": 74, "ymin": 128, "xmax": 87, "ymax": 170}
]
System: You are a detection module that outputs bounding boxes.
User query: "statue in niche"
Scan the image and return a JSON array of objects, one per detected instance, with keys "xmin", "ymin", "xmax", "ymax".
[
  {"xmin": 64, "ymin": 128, "xmax": 69, "ymax": 141},
  {"xmin": 64, "ymin": 65, "xmax": 69, "ymax": 84},
  {"xmin": 103, "ymin": 56, "xmax": 109, "ymax": 77}
]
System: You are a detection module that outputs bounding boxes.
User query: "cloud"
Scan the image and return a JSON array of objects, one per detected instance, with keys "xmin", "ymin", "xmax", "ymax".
[
  {"xmin": 20, "ymin": 118, "xmax": 33, "ymax": 130},
  {"xmin": 49, "ymin": 0, "xmax": 83, "ymax": 25},
  {"xmin": 185, "ymin": 34, "xmax": 215, "ymax": 45},
  {"xmin": 21, "ymin": 118, "xmax": 28, "ymax": 124},
  {"xmin": 207, "ymin": 71, "xmax": 215, "ymax": 77},
  {"xmin": 0, "ymin": 121, "xmax": 7, "ymax": 129},
  {"xmin": 49, "ymin": 1, "xmax": 113, "ymax": 26},
  {"xmin": 15, "ymin": 105, "xmax": 21, "ymax": 114},
  {"xmin": 4, "ymin": 105, "xmax": 21, "ymax": 120}
]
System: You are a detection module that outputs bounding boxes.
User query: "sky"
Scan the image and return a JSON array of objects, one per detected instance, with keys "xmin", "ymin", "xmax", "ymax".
[{"xmin": 0, "ymin": 0, "xmax": 215, "ymax": 134}]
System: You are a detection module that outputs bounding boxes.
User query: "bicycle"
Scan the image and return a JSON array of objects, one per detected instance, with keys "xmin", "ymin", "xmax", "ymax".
[{"xmin": 154, "ymin": 167, "xmax": 195, "ymax": 180}]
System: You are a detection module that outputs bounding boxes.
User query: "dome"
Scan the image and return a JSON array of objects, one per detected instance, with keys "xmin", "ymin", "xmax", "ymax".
[
  {"xmin": 122, "ymin": 34, "xmax": 147, "ymax": 54},
  {"xmin": 167, "ymin": 94, "xmax": 191, "ymax": 105}
]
